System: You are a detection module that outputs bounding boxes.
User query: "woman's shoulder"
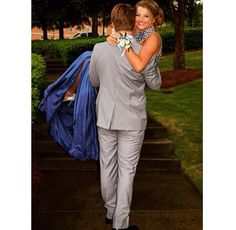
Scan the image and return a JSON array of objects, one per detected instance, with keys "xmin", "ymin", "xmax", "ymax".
[
  {"xmin": 142, "ymin": 31, "xmax": 161, "ymax": 52},
  {"xmin": 139, "ymin": 31, "xmax": 162, "ymax": 60},
  {"xmin": 145, "ymin": 31, "xmax": 161, "ymax": 44}
]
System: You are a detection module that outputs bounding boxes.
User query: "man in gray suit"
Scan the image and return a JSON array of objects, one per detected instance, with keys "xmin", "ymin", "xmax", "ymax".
[{"xmin": 89, "ymin": 4, "xmax": 161, "ymax": 230}]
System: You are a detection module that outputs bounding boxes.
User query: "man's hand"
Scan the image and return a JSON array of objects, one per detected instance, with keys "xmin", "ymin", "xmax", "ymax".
[{"xmin": 106, "ymin": 32, "xmax": 121, "ymax": 46}]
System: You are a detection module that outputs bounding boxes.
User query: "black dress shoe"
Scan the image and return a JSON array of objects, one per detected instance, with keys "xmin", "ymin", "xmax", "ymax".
[
  {"xmin": 105, "ymin": 217, "xmax": 113, "ymax": 224},
  {"xmin": 112, "ymin": 225, "xmax": 139, "ymax": 230}
]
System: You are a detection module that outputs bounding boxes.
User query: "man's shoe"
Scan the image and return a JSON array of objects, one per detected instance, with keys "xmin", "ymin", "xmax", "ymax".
[
  {"xmin": 112, "ymin": 225, "xmax": 139, "ymax": 230},
  {"xmin": 105, "ymin": 217, "xmax": 113, "ymax": 224}
]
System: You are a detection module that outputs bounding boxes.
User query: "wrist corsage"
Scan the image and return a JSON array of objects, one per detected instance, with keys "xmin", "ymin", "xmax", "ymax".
[{"xmin": 117, "ymin": 32, "xmax": 133, "ymax": 56}]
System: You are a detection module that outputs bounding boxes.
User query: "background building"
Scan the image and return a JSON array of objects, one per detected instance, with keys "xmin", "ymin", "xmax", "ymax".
[{"xmin": 32, "ymin": 21, "xmax": 113, "ymax": 40}]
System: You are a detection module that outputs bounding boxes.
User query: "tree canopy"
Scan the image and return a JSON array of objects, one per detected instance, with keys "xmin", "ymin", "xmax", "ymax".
[{"xmin": 32, "ymin": 0, "xmax": 202, "ymax": 69}]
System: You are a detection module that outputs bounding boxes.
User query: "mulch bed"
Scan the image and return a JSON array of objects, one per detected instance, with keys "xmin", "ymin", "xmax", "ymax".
[{"xmin": 160, "ymin": 69, "xmax": 202, "ymax": 88}]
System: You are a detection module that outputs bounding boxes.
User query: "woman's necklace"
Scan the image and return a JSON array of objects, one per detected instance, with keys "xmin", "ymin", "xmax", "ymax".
[{"xmin": 134, "ymin": 28, "xmax": 155, "ymax": 43}]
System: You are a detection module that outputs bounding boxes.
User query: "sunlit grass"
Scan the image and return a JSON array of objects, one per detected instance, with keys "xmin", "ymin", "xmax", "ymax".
[
  {"xmin": 159, "ymin": 50, "xmax": 203, "ymax": 72},
  {"xmin": 147, "ymin": 79, "xmax": 203, "ymax": 193}
]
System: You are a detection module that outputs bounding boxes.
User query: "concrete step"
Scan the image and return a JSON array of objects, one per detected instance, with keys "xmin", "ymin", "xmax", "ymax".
[
  {"xmin": 142, "ymin": 139, "xmax": 173, "ymax": 154},
  {"xmin": 145, "ymin": 126, "xmax": 167, "ymax": 139},
  {"xmin": 45, "ymin": 59, "xmax": 66, "ymax": 74},
  {"xmin": 45, "ymin": 72, "xmax": 63, "ymax": 77},
  {"xmin": 46, "ymin": 63, "xmax": 64, "ymax": 68},
  {"xmin": 32, "ymin": 170, "xmax": 202, "ymax": 230},
  {"xmin": 45, "ymin": 59, "xmax": 63, "ymax": 64},
  {"xmin": 33, "ymin": 209, "xmax": 202, "ymax": 230},
  {"xmin": 34, "ymin": 110, "xmax": 161, "ymax": 129},
  {"xmin": 33, "ymin": 170, "xmax": 202, "ymax": 210},
  {"xmin": 33, "ymin": 114, "xmax": 168, "ymax": 139},
  {"xmin": 46, "ymin": 67, "xmax": 66, "ymax": 74},
  {"xmin": 33, "ymin": 138, "xmax": 173, "ymax": 156},
  {"xmin": 138, "ymin": 157, "xmax": 180, "ymax": 171},
  {"xmin": 33, "ymin": 152, "xmax": 180, "ymax": 171},
  {"xmin": 34, "ymin": 123, "xmax": 167, "ymax": 140},
  {"xmin": 34, "ymin": 158, "xmax": 98, "ymax": 171},
  {"xmin": 45, "ymin": 60, "xmax": 64, "ymax": 67},
  {"xmin": 33, "ymin": 146, "xmax": 175, "ymax": 159}
]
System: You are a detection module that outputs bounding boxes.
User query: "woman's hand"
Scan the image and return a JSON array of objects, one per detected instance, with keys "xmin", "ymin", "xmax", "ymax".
[{"xmin": 106, "ymin": 32, "xmax": 121, "ymax": 46}]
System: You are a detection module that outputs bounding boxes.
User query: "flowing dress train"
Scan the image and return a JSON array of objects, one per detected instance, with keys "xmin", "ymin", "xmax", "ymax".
[{"xmin": 38, "ymin": 51, "xmax": 99, "ymax": 161}]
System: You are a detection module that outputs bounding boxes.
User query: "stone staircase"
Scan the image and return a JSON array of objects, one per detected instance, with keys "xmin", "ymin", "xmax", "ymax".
[
  {"xmin": 32, "ymin": 60, "xmax": 202, "ymax": 230},
  {"xmin": 33, "ymin": 118, "xmax": 180, "ymax": 172}
]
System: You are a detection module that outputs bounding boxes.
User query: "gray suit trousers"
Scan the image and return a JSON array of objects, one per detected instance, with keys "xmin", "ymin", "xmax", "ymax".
[{"xmin": 98, "ymin": 127, "xmax": 145, "ymax": 229}]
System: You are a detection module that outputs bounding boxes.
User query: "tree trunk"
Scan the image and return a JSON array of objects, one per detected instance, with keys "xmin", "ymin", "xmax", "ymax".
[
  {"xmin": 169, "ymin": 0, "xmax": 186, "ymax": 70},
  {"xmin": 92, "ymin": 12, "xmax": 98, "ymax": 37},
  {"xmin": 59, "ymin": 22, "xmax": 64, "ymax": 39},
  {"xmin": 42, "ymin": 23, "xmax": 48, "ymax": 40},
  {"xmin": 40, "ymin": 1, "xmax": 48, "ymax": 40},
  {"xmin": 102, "ymin": 11, "xmax": 105, "ymax": 36},
  {"xmin": 173, "ymin": 12, "xmax": 185, "ymax": 69}
]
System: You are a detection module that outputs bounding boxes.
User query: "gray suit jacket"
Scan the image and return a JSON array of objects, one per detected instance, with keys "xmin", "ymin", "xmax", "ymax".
[{"xmin": 89, "ymin": 37, "xmax": 161, "ymax": 130}]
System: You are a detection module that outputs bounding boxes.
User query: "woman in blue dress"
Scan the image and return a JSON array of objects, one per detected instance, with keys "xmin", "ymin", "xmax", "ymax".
[{"xmin": 38, "ymin": 0, "xmax": 164, "ymax": 161}]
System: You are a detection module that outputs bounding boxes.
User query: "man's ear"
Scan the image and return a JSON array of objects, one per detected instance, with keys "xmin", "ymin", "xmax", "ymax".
[{"xmin": 111, "ymin": 22, "xmax": 116, "ymax": 33}]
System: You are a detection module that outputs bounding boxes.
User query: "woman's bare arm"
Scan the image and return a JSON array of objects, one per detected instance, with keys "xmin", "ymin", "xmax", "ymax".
[{"xmin": 126, "ymin": 33, "xmax": 161, "ymax": 73}]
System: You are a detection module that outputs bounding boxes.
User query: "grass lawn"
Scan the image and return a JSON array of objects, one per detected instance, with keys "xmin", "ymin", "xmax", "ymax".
[
  {"xmin": 159, "ymin": 50, "xmax": 203, "ymax": 71},
  {"xmin": 146, "ymin": 50, "xmax": 203, "ymax": 193}
]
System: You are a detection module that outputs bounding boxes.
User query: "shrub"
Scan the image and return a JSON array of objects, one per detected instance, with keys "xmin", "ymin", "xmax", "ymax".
[
  {"xmin": 32, "ymin": 87, "xmax": 40, "ymax": 123},
  {"xmin": 159, "ymin": 30, "xmax": 175, "ymax": 53},
  {"xmin": 32, "ymin": 53, "xmax": 46, "ymax": 123},
  {"xmin": 159, "ymin": 27, "xmax": 202, "ymax": 53},
  {"xmin": 32, "ymin": 40, "xmax": 60, "ymax": 58},
  {"xmin": 32, "ymin": 28, "xmax": 202, "ymax": 66},
  {"xmin": 184, "ymin": 28, "xmax": 202, "ymax": 50},
  {"xmin": 58, "ymin": 42, "xmax": 95, "ymax": 66}
]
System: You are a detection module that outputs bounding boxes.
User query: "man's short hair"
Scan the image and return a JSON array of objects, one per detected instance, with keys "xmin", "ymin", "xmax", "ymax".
[{"xmin": 111, "ymin": 4, "xmax": 135, "ymax": 31}]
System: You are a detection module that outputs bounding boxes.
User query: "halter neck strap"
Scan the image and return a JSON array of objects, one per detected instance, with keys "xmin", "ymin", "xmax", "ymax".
[{"xmin": 134, "ymin": 28, "xmax": 155, "ymax": 43}]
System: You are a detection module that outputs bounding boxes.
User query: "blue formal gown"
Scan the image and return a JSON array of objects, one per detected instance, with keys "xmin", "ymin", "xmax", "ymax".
[{"xmin": 38, "ymin": 51, "xmax": 99, "ymax": 161}]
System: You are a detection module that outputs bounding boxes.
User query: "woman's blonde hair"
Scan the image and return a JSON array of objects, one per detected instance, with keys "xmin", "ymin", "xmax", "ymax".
[{"xmin": 135, "ymin": 0, "xmax": 164, "ymax": 27}]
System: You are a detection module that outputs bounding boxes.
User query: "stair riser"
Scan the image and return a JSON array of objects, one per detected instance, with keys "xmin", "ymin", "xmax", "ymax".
[
  {"xmin": 44, "ymin": 81, "xmax": 60, "ymax": 87},
  {"xmin": 34, "ymin": 158, "xmax": 179, "ymax": 171},
  {"xmin": 145, "ymin": 128, "xmax": 167, "ymax": 139},
  {"xmin": 138, "ymin": 159, "xmax": 180, "ymax": 171},
  {"xmin": 34, "ymin": 127, "xmax": 167, "ymax": 140},
  {"xmin": 46, "ymin": 64, "xmax": 65, "ymax": 67},
  {"xmin": 34, "ymin": 159, "xmax": 98, "ymax": 171},
  {"xmin": 46, "ymin": 59, "xmax": 63, "ymax": 64},
  {"xmin": 36, "ymin": 113, "xmax": 162, "ymax": 126},
  {"xmin": 33, "ymin": 141, "xmax": 173, "ymax": 155},
  {"xmin": 46, "ymin": 69, "xmax": 66, "ymax": 74},
  {"xmin": 46, "ymin": 63, "xmax": 64, "ymax": 67},
  {"xmin": 141, "ymin": 143, "xmax": 173, "ymax": 154},
  {"xmin": 34, "ymin": 150, "xmax": 175, "ymax": 159},
  {"xmin": 46, "ymin": 62, "xmax": 64, "ymax": 66}
]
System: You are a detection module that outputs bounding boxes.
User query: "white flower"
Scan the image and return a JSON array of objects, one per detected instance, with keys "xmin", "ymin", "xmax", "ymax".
[
  {"xmin": 125, "ymin": 40, "xmax": 131, "ymax": 46},
  {"xmin": 117, "ymin": 33, "xmax": 133, "ymax": 56},
  {"xmin": 119, "ymin": 40, "xmax": 125, "ymax": 47}
]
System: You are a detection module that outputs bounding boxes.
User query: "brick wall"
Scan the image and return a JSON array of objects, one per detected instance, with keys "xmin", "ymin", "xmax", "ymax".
[{"xmin": 32, "ymin": 24, "xmax": 113, "ymax": 40}]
